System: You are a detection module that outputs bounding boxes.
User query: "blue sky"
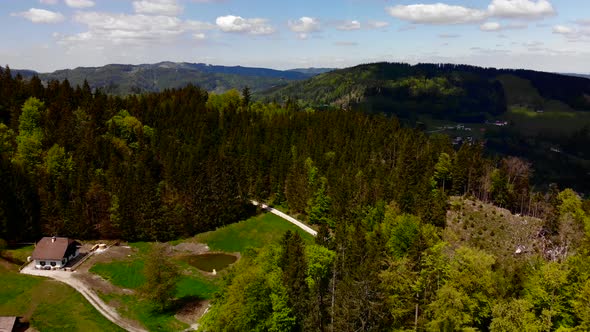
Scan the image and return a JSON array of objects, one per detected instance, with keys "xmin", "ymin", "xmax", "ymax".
[{"xmin": 1, "ymin": 0, "xmax": 589, "ymax": 72}]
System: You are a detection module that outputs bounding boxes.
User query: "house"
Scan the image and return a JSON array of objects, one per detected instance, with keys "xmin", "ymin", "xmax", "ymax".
[
  {"xmin": 31, "ymin": 236, "xmax": 80, "ymax": 270},
  {"xmin": 0, "ymin": 316, "xmax": 17, "ymax": 332}
]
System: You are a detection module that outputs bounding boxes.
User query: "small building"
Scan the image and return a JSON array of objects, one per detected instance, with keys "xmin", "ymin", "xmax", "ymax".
[
  {"xmin": 0, "ymin": 316, "xmax": 17, "ymax": 332},
  {"xmin": 31, "ymin": 236, "xmax": 80, "ymax": 270}
]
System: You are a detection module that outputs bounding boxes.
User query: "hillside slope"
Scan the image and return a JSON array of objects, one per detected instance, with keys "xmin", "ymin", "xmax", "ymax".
[{"xmin": 260, "ymin": 62, "xmax": 590, "ymax": 122}]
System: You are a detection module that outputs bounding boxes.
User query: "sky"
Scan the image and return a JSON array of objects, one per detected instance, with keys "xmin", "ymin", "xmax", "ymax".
[{"xmin": 1, "ymin": 0, "xmax": 589, "ymax": 73}]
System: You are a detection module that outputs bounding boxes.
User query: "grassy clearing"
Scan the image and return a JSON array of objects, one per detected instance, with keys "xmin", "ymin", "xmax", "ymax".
[
  {"xmin": 90, "ymin": 260, "xmax": 145, "ymax": 289},
  {"xmin": 0, "ymin": 263, "xmax": 124, "ymax": 332},
  {"xmin": 194, "ymin": 213, "xmax": 314, "ymax": 252},
  {"xmin": 99, "ymin": 292, "xmax": 188, "ymax": 332},
  {"xmin": 2, "ymin": 245, "xmax": 34, "ymax": 265},
  {"xmin": 506, "ymin": 106, "xmax": 590, "ymax": 136},
  {"xmin": 89, "ymin": 212, "xmax": 308, "ymax": 331},
  {"xmin": 90, "ymin": 241, "xmax": 220, "ymax": 331}
]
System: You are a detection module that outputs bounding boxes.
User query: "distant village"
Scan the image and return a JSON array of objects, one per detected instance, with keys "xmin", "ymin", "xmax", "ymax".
[{"xmin": 432, "ymin": 120, "xmax": 509, "ymax": 145}]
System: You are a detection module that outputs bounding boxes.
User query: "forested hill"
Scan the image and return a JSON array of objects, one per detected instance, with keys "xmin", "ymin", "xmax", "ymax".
[
  {"xmin": 259, "ymin": 62, "xmax": 590, "ymax": 122},
  {"xmin": 10, "ymin": 62, "xmax": 315, "ymax": 96},
  {"xmin": 2, "ymin": 65, "xmax": 590, "ymax": 331}
]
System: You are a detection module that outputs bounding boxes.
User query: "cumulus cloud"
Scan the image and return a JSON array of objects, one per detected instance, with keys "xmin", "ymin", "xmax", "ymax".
[
  {"xmin": 386, "ymin": 3, "xmax": 487, "ymax": 25},
  {"xmin": 480, "ymin": 22, "xmax": 501, "ymax": 31},
  {"xmin": 11, "ymin": 8, "xmax": 65, "ymax": 24},
  {"xmin": 553, "ymin": 25, "xmax": 574, "ymax": 35},
  {"xmin": 386, "ymin": 1, "xmax": 555, "ymax": 26},
  {"xmin": 65, "ymin": 0, "xmax": 95, "ymax": 8},
  {"xmin": 288, "ymin": 17, "xmax": 321, "ymax": 39},
  {"xmin": 193, "ymin": 33, "xmax": 206, "ymax": 40},
  {"xmin": 367, "ymin": 20, "xmax": 390, "ymax": 29},
  {"xmin": 59, "ymin": 11, "xmax": 212, "ymax": 47},
  {"xmin": 488, "ymin": 0, "xmax": 555, "ymax": 19},
  {"xmin": 216, "ymin": 15, "xmax": 275, "ymax": 35},
  {"xmin": 133, "ymin": 0, "xmax": 182, "ymax": 16},
  {"xmin": 185, "ymin": 19, "xmax": 215, "ymax": 30},
  {"xmin": 480, "ymin": 21, "xmax": 527, "ymax": 31},
  {"xmin": 337, "ymin": 20, "xmax": 361, "ymax": 31}
]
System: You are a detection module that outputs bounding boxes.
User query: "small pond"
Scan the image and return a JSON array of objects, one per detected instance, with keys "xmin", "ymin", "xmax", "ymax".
[{"xmin": 183, "ymin": 253, "xmax": 237, "ymax": 272}]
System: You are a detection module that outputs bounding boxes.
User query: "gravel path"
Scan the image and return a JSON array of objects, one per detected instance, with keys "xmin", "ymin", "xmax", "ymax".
[
  {"xmin": 21, "ymin": 263, "xmax": 147, "ymax": 332},
  {"xmin": 251, "ymin": 200, "xmax": 318, "ymax": 236}
]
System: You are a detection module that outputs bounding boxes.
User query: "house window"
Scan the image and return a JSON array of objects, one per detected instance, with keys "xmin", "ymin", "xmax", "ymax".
[
  {"xmin": 40, "ymin": 261, "xmax": 46, "ymax": 266},
  {"xmin": 50, "ymin": 262, "xmax": 56, "ymax": 267}
]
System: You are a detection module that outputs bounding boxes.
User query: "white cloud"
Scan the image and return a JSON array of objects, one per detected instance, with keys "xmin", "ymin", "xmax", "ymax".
[
  {"xmin": 184, "ymin": 19, "xmax": 215, "ymax": 31},
  {"xmin": 215, "ymin": 15, "xmax": 275, "ymax": 35},
  {"xmin": 337, "ymin": 20, "xmax": 361, "ymax": 31},
  {"xmin": 65, "ymin": 0, "xmax": 95, "ymax": 8},
  {"xmin": 488, "ymin": 0, "xmax": 555, "ymax": 19},
  {"xmin": 553, "ymin": 25, "xmax": 573, "ymax": 34},
  {"xmin": 367, "ymin": 20, "xmax": 390, "ymax": 29},
  {"xmin": 386, "ymin": 3, "xmax": 487, "ymax": 25},
  {"xmin": 59, "ymin": 11, "xmax": 212, "ymax": 47},
  {"xmin": 193, "ymin": 33, "xmax": 206, "ymax": 40},
  {"xmin": 288, "ymin": 17, "xmax": 320, "ymax": 39},
  {"xmin": 480, "ymin": 22, "xmax": 501, "ymax": 31},
  {"xmin": 40, "ymin": 0, "xmax": 59, "ymax": 5},
  {"xmin": 480, "ymin": 21, "xmax": 528, "ymax": 31},
  {"xmin": 133, "ymin": 0, "xmax": 182, "ymax": 16},
  {"xmin": 11, "ymin": 8, "xmax": 65, "ymax": 24}
]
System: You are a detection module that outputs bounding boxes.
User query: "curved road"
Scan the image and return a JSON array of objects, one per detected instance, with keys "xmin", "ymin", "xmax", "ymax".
[
  {"xmin": 20, "ymin": 264, "xmax": 146, "ymax": 332},
  {"xmin": 251, "ymin": 200, "xmax": 317, "ymax": 236}
]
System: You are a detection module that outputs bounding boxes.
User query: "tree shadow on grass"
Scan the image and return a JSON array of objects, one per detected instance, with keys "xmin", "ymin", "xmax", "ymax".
[{"xmin": 148, "ymin": 295, "xmax": 207, "ymax": 315}]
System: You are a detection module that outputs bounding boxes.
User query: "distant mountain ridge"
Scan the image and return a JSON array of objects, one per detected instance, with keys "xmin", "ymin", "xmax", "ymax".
[
  {"xmin": 11, "ymin": 62, "xmax": 322, "ymax": 95},
  {"xmin": 259, "ymin": 62, "xmax": 590, "ymax": 121}
]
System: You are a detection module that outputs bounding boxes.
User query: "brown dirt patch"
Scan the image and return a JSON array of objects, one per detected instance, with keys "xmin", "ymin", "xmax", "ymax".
[
  {"xmin": 172, "ymin": 242, "xmax": 209, "ymax": 255},
  {"xmin": 175, "ymin": 300, "xmax": 210, "ymax": 326},
  {"xmin": 73, "ymin": 272, "xmax": 133, "ymax": 296}
]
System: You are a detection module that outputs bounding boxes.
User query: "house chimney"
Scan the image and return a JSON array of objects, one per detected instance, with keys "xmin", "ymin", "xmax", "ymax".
[{"xmin": 52, "ymin": 236, "xmax": 56, "ymax": 243}]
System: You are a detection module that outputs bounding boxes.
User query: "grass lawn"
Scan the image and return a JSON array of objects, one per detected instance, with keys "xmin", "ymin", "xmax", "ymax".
[
  {"xmin": 0, "ymin": 262, "xmax": 124, "ymax": 332},
  {"xmin": 88, "ymin": 212, "xmax": 311, "ymax": 331},
  {"xmin": 90, "ymin": 259, "xmax": 146, "ymax": 289},
  {"xmin": 90, "ymin": 242, "xmax": 220, "ymax": 331},
  {"xmin": 194, "ymin": 213, "xmax": 315, "ymax": 252},
  {"xmin": 2, "ymin": 245, "xmax": 34, "ymax": 265}
]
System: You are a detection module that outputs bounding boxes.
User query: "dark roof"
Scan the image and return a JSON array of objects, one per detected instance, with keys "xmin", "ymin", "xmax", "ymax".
[
  {"xmin": 0, "ymin": 316, "xmax": 16, "ymax": 332},
  {"xmin": 31, "ymin": 237, "xmax": 79, "ymax": 260}
]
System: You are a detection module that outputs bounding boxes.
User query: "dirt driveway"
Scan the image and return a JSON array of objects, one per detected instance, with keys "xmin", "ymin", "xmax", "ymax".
[{"xmin": 20, "ymin": 263, "xmax": 146, "ymax": 332}]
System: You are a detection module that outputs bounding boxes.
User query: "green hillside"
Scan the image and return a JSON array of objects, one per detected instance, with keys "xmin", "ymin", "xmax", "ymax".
[
  {"xmin": 260, "ymin": 62, "xmax": 590, "ymax": 121},
  {"xmin": 259, "ymin": 62, "xmax": 590, "ymax": 191}
]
